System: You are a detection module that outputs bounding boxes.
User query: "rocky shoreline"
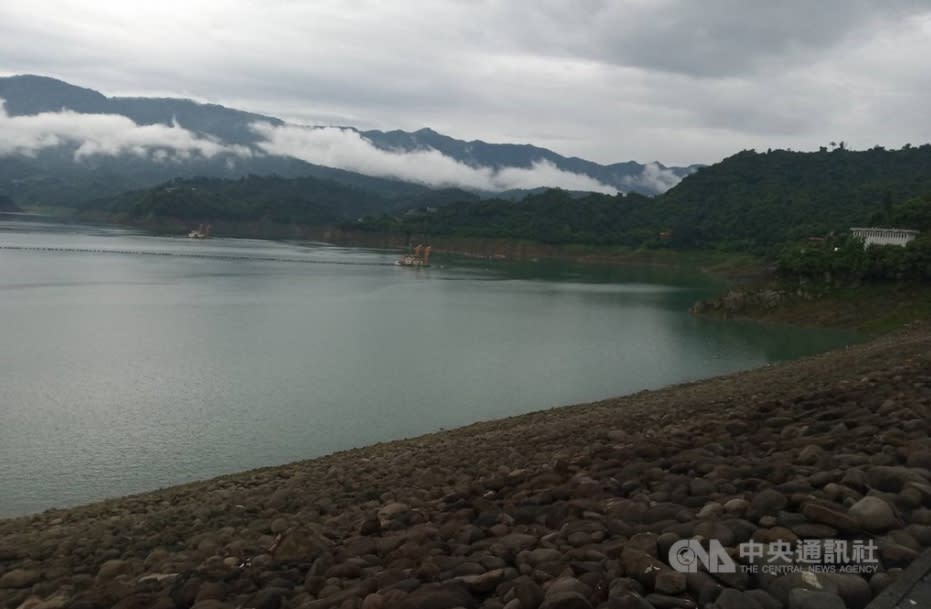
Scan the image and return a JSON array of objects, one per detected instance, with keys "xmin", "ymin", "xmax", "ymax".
[
  {"xmin": 691, "ymin": 284, "xmax": 931, "ymax": 333},
  {"xmin": 2, "ymin": 327, "xmax": 931, "ymax": 609}
]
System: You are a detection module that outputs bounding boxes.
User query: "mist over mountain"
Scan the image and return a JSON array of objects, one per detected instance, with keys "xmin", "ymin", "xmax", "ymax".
[
  {"xmin": 360, "ymin": 128, "xmax": 696, "ymax": 194},
  {"xmin": 0, "ymin": 74, "xmax": 282, "ymax": 146},
  {"xmin": 0, "ymin": 75, "xmax": 697, "ymax": 206}
]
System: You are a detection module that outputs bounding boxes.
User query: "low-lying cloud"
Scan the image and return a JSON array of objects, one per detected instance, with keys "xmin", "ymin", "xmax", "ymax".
[
  {"xmin": 251, "ymin": 122, "xmax": 618, "ymax": 194},
  {"xmin": 621, "ymin": 162, "xmax": 688, "ymax": 194},
  {"xmin": 0, "ymin": 101, "xmax": 251, "ymax": 161},
  {"xmin": 0, "ymin": 103, "xmax": 626, "ymax": 193}
]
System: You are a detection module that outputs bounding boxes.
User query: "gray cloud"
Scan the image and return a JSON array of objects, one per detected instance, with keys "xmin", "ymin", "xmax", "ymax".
[
  {"xmin": 498, "ymin": 1, "xmax": 927, "ymax": 78},
  {"xmin": 1, "ymin": 1, "xmax": 930, "ymax": 165}
]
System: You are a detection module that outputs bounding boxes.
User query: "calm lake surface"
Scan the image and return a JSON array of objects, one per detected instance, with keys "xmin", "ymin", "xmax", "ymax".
[{"xmin": 0, "ymin": 217, "xmax": 861, "ymax": 517}]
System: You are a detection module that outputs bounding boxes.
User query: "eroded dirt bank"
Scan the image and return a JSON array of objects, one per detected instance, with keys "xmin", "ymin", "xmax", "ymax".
[
  {"xmin": 1, "ymin": 328, "xmax": 930, "ymax": 609},
  {"xmin": 691, "ymin": 284, "xmax": 931, "ymax": 333}
]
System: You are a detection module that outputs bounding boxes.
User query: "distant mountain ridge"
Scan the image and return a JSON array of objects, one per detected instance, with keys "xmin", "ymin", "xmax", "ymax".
[
  {"xmin": 0, "ymin": 74, "xmax": 283, "ymax": 146},
  {"xmin": 0, "ymin": 74, "xmax": 696, "ymax": 202},
  {"xmin": 359, "ymin": 127, "xmax": 696, "ymax": 192}
]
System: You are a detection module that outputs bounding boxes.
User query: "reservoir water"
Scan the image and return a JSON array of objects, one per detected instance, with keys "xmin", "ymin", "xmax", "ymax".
[{"xmin": 0, "ymin": 217, "xmax": 860, "ymax": 516}]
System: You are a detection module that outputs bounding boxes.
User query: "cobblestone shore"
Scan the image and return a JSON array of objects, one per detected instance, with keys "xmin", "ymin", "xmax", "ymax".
[{"xmin": 2, "ymin": 327, "xmax": 930, "ymax": 609}]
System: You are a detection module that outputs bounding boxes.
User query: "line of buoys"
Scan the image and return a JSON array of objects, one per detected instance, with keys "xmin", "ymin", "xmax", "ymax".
[{"xmin": 0, "ymin": 245, "xmax": 397, "ymax": 267}]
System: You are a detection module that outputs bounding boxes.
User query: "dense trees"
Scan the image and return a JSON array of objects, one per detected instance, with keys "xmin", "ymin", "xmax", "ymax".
[
  {"xmin": 354, "ymin": 146, "xmax": 931, "ymax": 255},
  {"xmin": 81, "ymin": 175, "xmax": 479, "ymax": 226},
  {"xmin": 82, "ymin": 175, "xmax": 378, "ymax": 225},
  {"xmin": 86, "ymin": 146, "xmax": 931, "ymax": 279},
  {"xmin": 777, "ymin": 195, "xmax": 931, "ymax": 282},
  {"xmin": 355, "ymin": 189, "xmax": 656, "ymax": 245},
  {"xmin": 777, "ymin": 235, "xmax": 931, "ymax": 282}
]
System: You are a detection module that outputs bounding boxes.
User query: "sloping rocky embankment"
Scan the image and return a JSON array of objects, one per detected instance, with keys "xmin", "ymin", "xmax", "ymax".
[
  {"xmin": 689, "ymin": 287, "xmax": 789, "ymax": 318},
  {"xmin": 1, "ymin": 328, "xmax": 930, "ymax": 609}
]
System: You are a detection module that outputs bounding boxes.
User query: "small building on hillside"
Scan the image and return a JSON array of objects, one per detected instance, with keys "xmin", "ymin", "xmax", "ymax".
[{"xmin": 850, "ymin": 227, "xmax": 919, "ymax": 248}]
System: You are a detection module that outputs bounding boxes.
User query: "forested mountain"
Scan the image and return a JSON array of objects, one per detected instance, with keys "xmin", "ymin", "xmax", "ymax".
[
  {"xmin": 0, "ymin": 76, "xmax": 442, "ymax": 206},
  {"xmin": 0, "ymin": 75, "xmax": 281, "ymax": 146},
  {"xmin": 656, "ymin": 146, "xmax": 931, "ymax": 249},
  {"xmin": 80, "ymin": 144, "xmax": 931, "ymax": 251},
  {"xmin": 81, "ymin": 175, "xmax": 479, "ymax": 226},
  {"xmin": 0, "ymin": 75, "xmax": 693, "ymax": 204},
  {"xmin": 10, "ymin": 75, "xmax": 930, "ymax": 254},
  {"xmin": 0, "ymin": 146, "xmax": 444, "ymax": 208},
  {"xmin": 360, "ymin": 127, "xmax": 698, "ymax": 191},
  {"xmin": 358, "ymin": 146, "xmax": 931, "ymax": 253}
]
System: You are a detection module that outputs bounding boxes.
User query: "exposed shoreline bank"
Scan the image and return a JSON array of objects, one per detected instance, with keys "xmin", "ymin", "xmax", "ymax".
[
  {"xmin": 691, "ymin": 282, "xmax": 931, "ymax": 333},
  {"xmin": 1, "ymin": 327, "xmax": 930, "ymax": 609}
]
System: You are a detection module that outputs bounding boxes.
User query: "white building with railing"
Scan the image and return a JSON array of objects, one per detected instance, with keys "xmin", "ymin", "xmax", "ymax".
[{"xmin": 850, "ymin": 227, "xmax": 919, "ymax": 248}]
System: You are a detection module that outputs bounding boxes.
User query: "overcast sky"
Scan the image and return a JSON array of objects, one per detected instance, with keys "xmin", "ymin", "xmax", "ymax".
[{"xmin": 2, "ymin": 0, "xmax": 930, "ymax": 166}]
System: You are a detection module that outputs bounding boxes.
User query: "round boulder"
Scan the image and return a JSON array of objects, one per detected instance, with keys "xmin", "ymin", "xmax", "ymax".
[{"xmin": 848, "ymin": 497, "xmax": 897, "ymax": 531}]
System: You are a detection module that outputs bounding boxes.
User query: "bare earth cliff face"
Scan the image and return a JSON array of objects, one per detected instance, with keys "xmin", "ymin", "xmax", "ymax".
[{"xmin": 1, "ymin": 328, "xmax": 930, "ymax": 609}]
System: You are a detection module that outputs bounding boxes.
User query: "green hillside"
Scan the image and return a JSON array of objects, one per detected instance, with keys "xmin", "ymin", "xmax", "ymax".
[
  {"xmin": 76, "ymin": 144, "xmax": 931, "ymax": 258},
  {"xmin": 357, "ymin": 145, "xmax": 931, "ymax": 254},
  {"xmin": 80, "ymin": 175, "xmax": 479, "ymax": 226},
  {"xmin": 656, "ymin": 145, "xmax": 931, "ymax": 249}
]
